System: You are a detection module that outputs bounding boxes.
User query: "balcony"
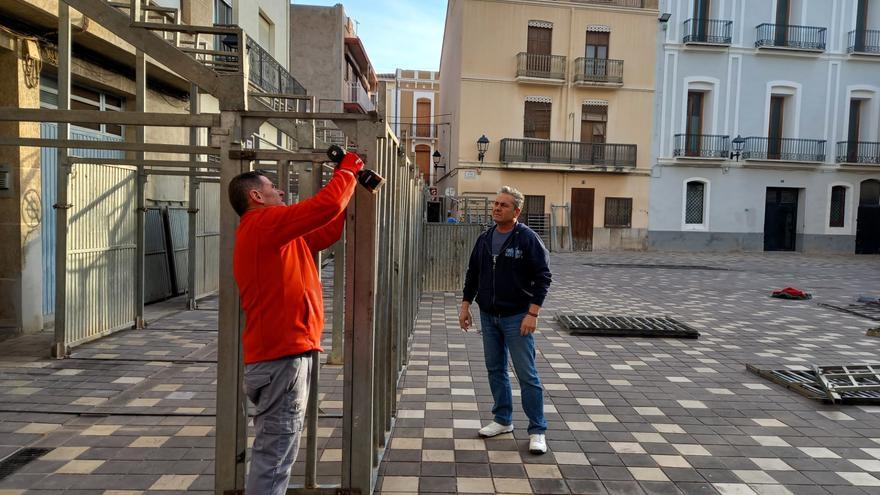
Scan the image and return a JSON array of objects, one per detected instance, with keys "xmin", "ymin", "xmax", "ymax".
[
  {"xmin": 573, "ymin": 58, "xmax": 624, "ymax": 86},
  {"xmin": 848, "ymin": 30, "xmax": 880, "ymax": 54},
  {"xmin": 499, "ymin": 138, "xmax": 636, "ymax": 168},
  {"xmin": 344, "ymin": 81, "xmax": 375, "ymax": 114},
  {"xmin": 246, "ymin": 36, "xmax": 306, "ymax": 96},
  {"xmin": 836, "ymin": 141, "xmax": 880, "ymax": 164},
  {"xmin": 398, "ymin": 123, "xmax": 439, "ymax": 140},
  {"xmin": 755, "ymin": 24, "xmax": 826, "ymax": 51},
  {"xmin": 673, "ymin": 134, "xmax": 730, "ymax": 159},
  {"xmin": 683, "ymin": 19, "xmax": 733, "ymax": 45},
  {"xmin": 516, "ymin": 53, "xmax": 566, "ymax": 84},
  {"xmin": 741, "ymin": 137, "xmax": 826, "ymax": 162}
]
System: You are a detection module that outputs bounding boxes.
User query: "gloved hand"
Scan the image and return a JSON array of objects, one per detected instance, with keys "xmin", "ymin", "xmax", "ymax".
[{"xmin": 337, "ymin": 152, "xmax": 364, "ymax": 175}]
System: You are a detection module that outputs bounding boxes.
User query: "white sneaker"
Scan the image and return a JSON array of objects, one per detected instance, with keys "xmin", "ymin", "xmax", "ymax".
[
  {"xmin": 478, "ymin": 421, "xmax": 513, "ymax": 438},
  {"xmin": 529, "ymin": 433, "xmax": 547, "ymax": 454}
]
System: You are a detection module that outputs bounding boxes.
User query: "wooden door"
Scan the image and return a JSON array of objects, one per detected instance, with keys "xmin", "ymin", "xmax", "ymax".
[
  {"xmin": 848, "ymin": 99, "xmax": 862, "ymax": 162},
  {"xmin": 768, "ymin": 96, "xmax": 785, "ymax": 159},
  {"xmin": 571, "ymin": 188, "xmax": 594, "ymax": 251},
  {"xmin": 856, "ymin": 179, "xmax": 880, "ymax": 254},
  {"xmin": 685, "ymin": 91, "xmax": 703, "ymax": 156},
  {"xmin": 764, "ymin": 187, "xmax": 798, "ymax": 251},
  {"xmin": 416, "ymin": 99, "xmax": 431, "ymax": 137},
  {"xmin": 585, "ymin": 32, "xmax": 609, "ymax": 77},
  {"xmin": 415, "ymin": 145, "xmax": 430, "ymax": 181},
  {"xmin": 581, "ymin": 104, "xmax": 607, "ymax": 163},
  {"xmin": 527, "ymin": 26, "xmax": 552, "ymax": 72}
]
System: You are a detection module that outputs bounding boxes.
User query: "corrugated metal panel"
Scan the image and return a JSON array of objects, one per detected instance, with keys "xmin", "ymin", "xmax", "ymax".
[
  {"xmin": 144, "ymin": 207, "xmax": 173, "ymax": 303},
  {"xmin": 166, "ymin": 207, "xmax": 189, "ymax": 295},
  {"xmin": 66, "ymin": 163, "xmax": 135, "ymax": 346},
  {"xmin": 41, "ymin": 124, "xmax": 124, "ymax": 316},
  {"xmin": 421, "ymin": 223, "xmax": 484, "ymax": 292},
  {"xmin": 195, "ymin": 182, "xmax": 220, "ymax": 298}
]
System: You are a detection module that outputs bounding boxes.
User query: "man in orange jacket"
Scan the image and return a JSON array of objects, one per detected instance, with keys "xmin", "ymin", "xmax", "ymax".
[{"xmin": 228, "ymin": 153, "xmax": 362, "ymax": 495}]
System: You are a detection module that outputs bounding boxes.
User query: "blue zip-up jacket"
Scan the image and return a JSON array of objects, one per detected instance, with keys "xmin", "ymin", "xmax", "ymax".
[{"xmin": 462, "ymin": 222, "xmax": 552, "ymax": 316}]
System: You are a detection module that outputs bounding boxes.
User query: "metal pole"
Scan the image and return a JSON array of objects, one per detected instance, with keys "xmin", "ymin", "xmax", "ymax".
[
  {"xmin": 186, "ymin": 84, "xmax": 200, "ymax": 310},
  {"xmin": 52, "ymin": 3, "xmax": 71, "ymax": 359},
  {"xmin": 215, "ymin": 111, "xmax": 248, "ymax": 494},
  {"xmin": 134, "ymin": 50, "xmax": 146, "ymax": 329},
  {"xmin": 327, "ymin": 236, "xmax": 345, "ymax": 365}
]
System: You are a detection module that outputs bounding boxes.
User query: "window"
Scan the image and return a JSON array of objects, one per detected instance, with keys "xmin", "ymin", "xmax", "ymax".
[
  {"xmin": 685, "ymin": 180, "xmax": 706, "ymax": 225},
  {"xmin": 524, "ymin": 101, "xmax": 551, "ymax": 140},
  {"xmin": 214, "ymin": 0, "xmax": 232, "ymax": 25},
  {"xmin": 581, "ymin": 104, "xmax": 607, "ymax": 144},
  {"xmin": 41, "ymin": 77, "xmax": 124, "ymax": 136},
  {"xmin": 830, "ymin": 186, "xmax": 847, "ymax": 228},
  {"xmin": 585, "ymin": 31, "xmax": 609, "ymax": 60},
  {"xmin": 604, "ymin": 198, "xmax": 632, "ymax": 228},
  {"xmin": 416, "ymin": 98, "xmax": 431, "ymax": 137},
  {"xmin": 526, "ymin": 24, "xmax": 551, "ymax": 73},
  {"xmin": 685, "ymin": 91, "xmax": 704, "ymax": 155},
  {"xmin": 258, "ymin": 12, "xmax": 274, "ymax": 55},
  {"xmin": 768, "ymin": 95, "xmax": 785, "ymax": 159}
]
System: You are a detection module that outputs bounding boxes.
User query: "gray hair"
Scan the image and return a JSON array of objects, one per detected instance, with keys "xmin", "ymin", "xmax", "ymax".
[{"xmin": 498, "ymin": 185, "xmax": 524, "ymax": 210}]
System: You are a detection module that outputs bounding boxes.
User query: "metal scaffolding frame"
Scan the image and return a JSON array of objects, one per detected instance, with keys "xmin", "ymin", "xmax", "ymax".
[{"xmin": 0, "ymin": 0, "xmax": 425, "ymax": 493}]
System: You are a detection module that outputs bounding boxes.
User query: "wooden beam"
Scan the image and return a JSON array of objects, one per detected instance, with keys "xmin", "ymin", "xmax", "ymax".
[
  {"xmin": 0, "ymin": 137, "xmax": 218, "ymax": 155},
  {"xmin": 242, "ymin": 111, "xmax": 377, "ymax": 121},
  {"xmin": 0, "ymin": 108, "xmax": 219, "ymax": 127},
  {"xmin": 67, "ymin": 157, "xmax": 217, "ymax": 168},
  {"xmin": 229, "ymin": 149, "xmax": 328, "ymax": 162},
  {"xmin": 130, "ymin": 21, "xmax": 238, "ymax": 34},
  {"xmin": 62, "ymin": 0, "xmax": 226, "ymax": 97}
]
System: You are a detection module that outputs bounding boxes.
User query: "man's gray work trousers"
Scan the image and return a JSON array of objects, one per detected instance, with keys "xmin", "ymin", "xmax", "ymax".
[{"xmin": 244, "ymin": 353, "xmax": 312, "ymax": 495}]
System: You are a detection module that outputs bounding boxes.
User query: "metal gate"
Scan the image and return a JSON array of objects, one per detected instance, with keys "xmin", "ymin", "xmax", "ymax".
[
  {"xmin": 65, "ymin": 163, "xmax": 136, "ymax": 346},
  {"xmin": 144, "ymin": 207, "xmax": 173, "ymax": 303},
  {"xmin": 166, "ymin": 207, "xmax": 189, "ymax": 294},
  {"xmin": 194, "ymin": 182, "xmax": 220, "ymax": 298},
  {"xmin": 40, "ymin": 123, "xmax": 125, "ymax": 317},
  {"xmin": 421, "ymin": 223, "xmax": 483, "ymax": 291}
]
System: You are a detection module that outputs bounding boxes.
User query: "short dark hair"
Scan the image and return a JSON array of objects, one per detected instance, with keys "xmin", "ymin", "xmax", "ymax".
[{"xmin": 228, "ymin": 171, "xmax": 266, "ymax": 216}]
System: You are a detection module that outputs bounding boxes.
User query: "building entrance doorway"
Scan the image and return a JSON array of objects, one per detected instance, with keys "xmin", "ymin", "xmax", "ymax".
[
  {"xmin": 764, "ymin": 187, "xmax": 799, "ymax": 251},
  {"xmin": 856, "ymin": 179, "xmax": 880, "ymax": 254},
  {"xmin": 571, "ymin": 188, "xmax": 594, "ymax": 251}
]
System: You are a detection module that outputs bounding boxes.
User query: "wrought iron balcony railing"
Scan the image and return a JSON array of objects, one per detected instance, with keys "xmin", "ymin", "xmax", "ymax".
[
  {"xmin": 246, "ymin": 36, "xmax": 306, "ymax": 96},
  {"xmin": 848, "ymin": 29, "xmax": 880, "ymax": 54},
  {"xmin": 756, "ymin": 23, "xmax": 826, "ymax": 50},
  {"xmin": 570, "ymin": 0, "xmax": 655, "ymax": 7},
  {"xmin": 673, "ymin": 134, "xmax": 730, "ymax": 158},
  {"xmin": 346, "ymin": 81, "xmax": 375, "ymax": 113},
  {"xmin": 398, "ymin": 123, "xmax": 439, "ymax": 139},
  {"xmin": 741, "ymin": 137, "xmax": 826, "ymax": 162},
  {"xmin": 683, "ymin": 18, "xmax": 733, "ymax": 45},
  {"xmin": 836, "ymin": 141, "xmax": 880, "ymax": 164},
  {"xmin": 500, "ymin": 138, "xmax": 636, "ymax": 168},
  {"xmin": 573, "ymin": 58, "xmax": 624, "ymax": 84},
  {"xmin": 516, "ymin": 53, "xmax": 566, "ymax": 80}
]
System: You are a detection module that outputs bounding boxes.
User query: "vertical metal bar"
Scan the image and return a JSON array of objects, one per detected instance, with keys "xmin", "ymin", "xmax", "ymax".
[
  {"xmin": 134, "ymin": 50, "xmax": 146, "ymax": 329},
  {"xmin": 52, "ymin": 3, "xmax": 71, "ymax": 358},
  {"xmin": 186, "ymin": 84, "xmax": 199, "ymax": 310},
  {"xmin": 215, "ymin": 112, "xmax": 248, "ymax": 494}
]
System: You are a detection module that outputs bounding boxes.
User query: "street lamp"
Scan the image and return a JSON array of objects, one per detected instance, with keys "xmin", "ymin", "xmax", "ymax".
[
  {"xmin": 477, "ymin": 135, "xmax": 490, "ymax": 164},
  {"xmin": 432, "ymin": 150, "xmax": 444, "ymax": 173},
  {"xmin": 730, "ymin": 135, "xmax": 745, "ymax": 161}
]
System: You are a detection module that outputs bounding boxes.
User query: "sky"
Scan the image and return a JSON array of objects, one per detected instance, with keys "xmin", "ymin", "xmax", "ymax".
[{"xmin": 293, "ymin": 0, "xmax": 447, "ymax": 73}]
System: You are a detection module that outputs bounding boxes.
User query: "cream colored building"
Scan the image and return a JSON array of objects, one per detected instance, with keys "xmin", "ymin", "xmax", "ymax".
[
  {"xmin": 379, "ymin": 69, "xmax": 441, "ymax": 184},
  {"xmin": 438, "ymin": 0, "xmax": 659, "ymax": 250}
]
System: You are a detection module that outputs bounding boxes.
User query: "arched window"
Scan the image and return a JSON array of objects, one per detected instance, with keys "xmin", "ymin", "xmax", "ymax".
[{"xmin": 682, "ymin": 179, "xmax": 709, "ymax": 229}]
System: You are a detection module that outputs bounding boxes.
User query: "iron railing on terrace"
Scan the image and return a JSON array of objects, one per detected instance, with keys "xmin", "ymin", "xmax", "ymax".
[
  {"xmin": 683, "ymin": 18, "xmax": 733, "ymax": 45},
  {"xmin": 848, "ymin": 29, "xmax": 880, "ymax": 54},
  {"xmin": 500, "ymin": 138, "xmax": 636, "ymax": 168},
  {"xmin": 741, "ymin": 137, "xmax": 826, "ymax": 162},
  {"xmin": 755, "ymin": 24, "xmax": 826, "ymax": 50},
  {"xmin": 836, "ymin": 141, "xmax": 880, "ymax": 164},
  {"xmin": 398, "ymin": 123, "xmax": 439, "ymax": 139},
  {"xmin": 574, "ymin": 58, "xmax": 624, "ymax": 84},
  {"xmin": 346, "ymin": 81, "xmax": 376, "ymax": 113},
  {"xmin": 516, "ymin": 53, "xmax": 566, "ymax": 80},
  {"xmin": 673, "ymin": 134, "xmax": 730, "ymax": 158},
  {"xmin": 246, "ymin": 36, "xmax": 306, "ymax": 96}
]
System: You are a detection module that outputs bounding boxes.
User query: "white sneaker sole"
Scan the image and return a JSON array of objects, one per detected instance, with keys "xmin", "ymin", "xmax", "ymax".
[
  {"xmin": 529, "ymin": 446, "xmax": 547, "ymax": 455},
  {"xmin": 478, "ymin": 425, "xmax": 513, "ymax": 438}
]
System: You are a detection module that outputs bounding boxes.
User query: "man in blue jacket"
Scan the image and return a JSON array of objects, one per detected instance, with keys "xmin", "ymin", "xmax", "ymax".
[{"xmin": 459, "ymin": 186, "xmax": 552, "ymax": 454}]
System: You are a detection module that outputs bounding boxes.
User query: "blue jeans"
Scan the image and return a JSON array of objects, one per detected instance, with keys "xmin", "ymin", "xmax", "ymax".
[
  {"xmin": 244, "ymin": 353, "xmax": 312, "ymax": 495},
  {"xmin": 479, "ymin": 311, "xmax": 547, "ymax": 434}
]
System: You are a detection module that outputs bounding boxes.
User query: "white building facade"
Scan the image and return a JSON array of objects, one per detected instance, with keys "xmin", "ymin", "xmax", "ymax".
[{"xmin": 649, "ymin": 0, "xmax": 880, "ymax": 254}]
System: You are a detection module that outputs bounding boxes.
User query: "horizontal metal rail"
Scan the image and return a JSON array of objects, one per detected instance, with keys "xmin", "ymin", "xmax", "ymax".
[
  {"xmin": 836, "ymin": 141, "xmax": 880, "ymax": 164},
  {"xmin": 500, "ymin": 138, "xmax": 637, "ymax": 168},
  {"xmin": 741, "ymin": 137, "xmax": 826, "ymax": 162},
  {"xmin": 755, "ymin": 23, "xmax": 826, "ymax": 50},
  {"xmin": 673, "ymin": 134, "xmax": 730, "ymax": 158},
  {"xmin": 848, "ymin": 29, "xmax": 880, "ymax": 54},
  {"xmin": 0, "ymin": 108, "xmax": 219, "ymax": 127},
  {"xmin": 516, "ymin": 52, "xmax": 566, "ymax": 80},
  {"xmin": 67, "ymin": 157, "xmax": 218, "ymax": 168},
  {"xmin": 573, "ymin": 57, "xmax": 623, "ymax": 84},
  {"xmin": 683, "ymin": 18, "xmax": 733, "ymax": 44}
]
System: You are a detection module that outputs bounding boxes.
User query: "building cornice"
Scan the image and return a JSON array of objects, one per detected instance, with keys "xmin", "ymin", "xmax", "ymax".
[
  {"xmin": 473, "ymin": 0, "xmax": 659, "ymax": 16},
  {"xmin": 663, "ymin": 44, "xmax": 880, "ymax": 63}
]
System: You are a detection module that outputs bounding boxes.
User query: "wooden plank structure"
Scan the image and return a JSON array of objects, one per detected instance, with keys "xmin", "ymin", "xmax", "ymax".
[{"xmin": 0, "ymin": 1, "xmax": 426, "ymax": 493}]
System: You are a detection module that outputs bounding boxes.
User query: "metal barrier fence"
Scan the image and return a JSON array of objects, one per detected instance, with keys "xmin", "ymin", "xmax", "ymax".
[
  {"xmin": 422, "ymin": 223, "xmax": 484, "ymax": 292},
  {"xmin": 741, "ymin": 137, "xmax": 826, "ymax": 162},
  {"xmin": 65, "ymin": 163, "xmax": 136, "ymax": 348},
  {"xmin": 194, "ymin": 181, "xmax": 220, "ymax": 299}
]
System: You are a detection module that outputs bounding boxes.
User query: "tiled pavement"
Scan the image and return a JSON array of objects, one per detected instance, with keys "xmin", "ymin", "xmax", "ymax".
[{"xmin": 1, "ymin": 252, "xmax": 879, "ymax": 494}]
